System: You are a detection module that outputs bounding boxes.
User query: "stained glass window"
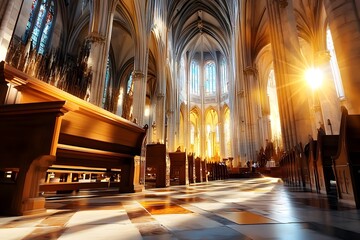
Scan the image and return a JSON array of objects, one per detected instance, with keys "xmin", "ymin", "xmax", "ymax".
[
  {"xmin": 127, "ymin": 73, "xmax": 133, "ymax": 95},
  {"xmin": 23, "ymin": 0, "xmax": 39, "ymax": 42},
  {"xmin": 204, "ymin": 61, "xmax": 216, "ymax": 95},
  {"xmin": 24, "ymin": 0, "xmax": 55, "ymax": 55},
  {"xmin": 190, "ymin": 60, "xmax": 200, "ymax": 95},
  {"xmin": 38, "ymin": 1, "xmax": 54, "ymax": 54},
  {"xmin": 103, "ymin": 56, "xmax": 112, "ymax": 107}
]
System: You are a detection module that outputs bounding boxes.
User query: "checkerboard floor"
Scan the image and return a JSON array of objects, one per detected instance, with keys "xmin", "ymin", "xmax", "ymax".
[{"xmin": 1, "ymin": 178, "xmax": 359, "ymax": 239}]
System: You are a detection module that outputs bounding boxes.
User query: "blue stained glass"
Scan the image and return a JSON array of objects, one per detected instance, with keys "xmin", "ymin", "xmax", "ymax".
[
  {"xmin": 38, "ymin": 2, "xmax": 54, "ymax": 55},
  {"xmin": 190, "ymin": 60, "xmax": 199, "ymax": 95},
  {"xmin": 24, "ymin": 0, "xmax": 39, "ymax": 42},
  {"xmin": 127, "ymin": 74, "xmax": 133, "ymax": 94},
  {"xmin": 25, "ymin": 0, "xmax": 55, "ymax": 55}
]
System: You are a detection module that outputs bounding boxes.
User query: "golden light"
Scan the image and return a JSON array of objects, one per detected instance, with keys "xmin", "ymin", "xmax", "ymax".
[
  {"xmin": 144, "ymin": 106, "xmax": 150, "ymax": 117},
  {"xmin": 305, "ymin": 67, "xmax": 323, "ymax": 90},
  {"xmin": 0, "ymin": 44, "xmax": 7, "ymax": 62}
]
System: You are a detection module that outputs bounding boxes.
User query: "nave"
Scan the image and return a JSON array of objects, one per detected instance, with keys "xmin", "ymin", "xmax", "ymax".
[{"xmin": 1, "ymin": 178, "xmax": 359, "ymax": 240}]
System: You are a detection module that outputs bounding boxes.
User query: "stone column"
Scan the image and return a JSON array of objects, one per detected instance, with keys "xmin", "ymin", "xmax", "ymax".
[
  {"xmin": 323, "ymin": 0, "xmax": 360, "ymax": 114},
  {"xmin": 0, "ymin": 0, "xmax": 22, "ymax": 61},
  {"xmin": 216, "ymin": 54, "xmax": 225, "ymax": 159},
  {"xmin": 243, "ymin": 66, "xmax": 260, "ymax": 164},
  {"xmin": 155, "ymin": 93, "xmax": 166, "ymax": 143},
  {"xmin": 132, "ymin": 0, "xmax": 154, "ymax": 126},
  {"xmin": 87, "ymin": 0, "xmax": 115, "ymax": 107},
  {"xmin": 132, "ymin": 70, "xmax": 146, "ymax": 125},
  {"xmin": 266, "ymin": 0, "xmax": 312, "ymax": 149},
  {"xmin": 167, "ymin": 110, "xmax": 175, "ymax": 151}
]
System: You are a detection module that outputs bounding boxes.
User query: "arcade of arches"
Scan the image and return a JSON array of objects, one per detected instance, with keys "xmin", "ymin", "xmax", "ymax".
[{"xmin": 2, "ymin": 0, "xmax": 360, "ymax": 169}]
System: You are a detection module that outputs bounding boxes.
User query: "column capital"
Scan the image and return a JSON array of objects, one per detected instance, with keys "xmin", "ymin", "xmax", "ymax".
[
  {"xmin": 278, "ymin": 0, "xmax": 288, "ymax": 8},
  {"xmin": 243, "ymin": 66, "xmax": 258, "ymax": 76},
  {"xmin": 157, "ymin": 93, "xmax": 165, "ymax": 99},
  {"xmin": 315, "ymin": 50, "xmax": 331, "ymax": 65},
  {"xmin": 86, "ymin": 32, "xmax": 105, "ymax": 43},
  {"xmin": 132, "ymin": 70, "xmax": 145, "ymax": 79}
]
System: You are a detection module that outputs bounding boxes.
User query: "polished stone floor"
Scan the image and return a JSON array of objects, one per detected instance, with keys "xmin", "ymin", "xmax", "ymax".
[{"xmin": 1, "ymin": 178, "xmax": 360, "ymax": 240}]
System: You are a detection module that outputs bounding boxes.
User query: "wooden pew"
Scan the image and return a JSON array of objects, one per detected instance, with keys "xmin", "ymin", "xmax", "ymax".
[
  {"xmin": 0, "ymin": 63, "xmax": 147, "ymax": 215},
  {"xmin": 332, "ymin": 107, "xmax": 360, "ymax": 208},
  {"xmin": 188, "ymin": 153, "xmax": 196, "ymax": 183},
  {"xmin": 201, "ymin": 159, "xmax": 208, "ymax": 182},
  {"xmin": 306, "ymin": 138, "xmax": 320, "ymax": 192},
  {"xmin": 195, "ymin": 157, "xmax": 203, "ymax": 182},
  {"xmin": 295, "ymin": 143, "xmax": 311, "ymax": 189},
  {"xmin": 146, "ymin": 143, "xmax": 170, "ymax": 188},
  {"xmin": 169, "ymin": 151, "xmax": 189, "ymax": 185},
  {"xmin": 315, "ymin": 132, "xmax": 338, "ymax": 195}
]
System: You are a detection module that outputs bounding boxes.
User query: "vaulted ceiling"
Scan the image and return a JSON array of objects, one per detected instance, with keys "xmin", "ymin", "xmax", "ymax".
[{"xmin": 167, "ymin": 0, "xmax": 234, "ymax": 61}]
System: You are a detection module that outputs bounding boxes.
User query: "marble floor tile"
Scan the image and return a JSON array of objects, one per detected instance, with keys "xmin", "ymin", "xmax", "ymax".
[
  {"xmin": 228, "ymin": 223, "xmax": 341, "ymax": 240},
  {"xmin": 0, "ymin": 178, "xmax": 359, "ymax": 240},
  {"xmin": 216, "ymin": 211, "xmax": 278, "ymax": 224},
  {"xmin": 152, "ymin": 213, "xmax": 223, "ymax": 232}
]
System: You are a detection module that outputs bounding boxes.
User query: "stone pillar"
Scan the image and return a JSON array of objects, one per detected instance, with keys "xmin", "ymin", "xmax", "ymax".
[
  {"xmin": 167, "ymin": 110, "xmax": 175, "ymax": 151},
  {"xmin": 216, "ymin": 55, "xmax": 225, "ymax": 159},
  {"xmin": 132, "ymin": 70, "xmax": 146, "ymax": 125},
  {"xmin": 266, "ymin": 0, "xmax": 312, "ymax": 150},
  {"xmin": 132, "ymin": 0, "xmax": 154, "ymax": 126},
  {"xmin": 243, "ymin": 66, "xmax": 261, "ymax": 164},
  {"xmin": 0, "ymin": 0, "xmax": 22, "ymax": 61},
  {"xmin": 323, "ymin": 0, "xmax": 360, "ymax": 114},
  {"xmin": 87, "ymin": 0, "xmax": 115, "ymax": 107},
  {"xmin": 155, "ymin": 93, "xmax": 166, "ymax": 143}
]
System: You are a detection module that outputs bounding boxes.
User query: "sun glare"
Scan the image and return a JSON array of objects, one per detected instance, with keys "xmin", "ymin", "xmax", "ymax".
[{"xmin": 305, "ymin": 68, "xmax": 323, "ymax": 90}]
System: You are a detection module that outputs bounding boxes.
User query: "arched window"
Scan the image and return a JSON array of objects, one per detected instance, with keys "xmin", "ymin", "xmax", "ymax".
[
  {"xmin": 102, "ymin": 56, "xmax": 112, "ymax": 107},
  {"xmin": 127, "ymin": 73, "xmax": 133, "ymax": 95},
  {"xmin": 204, "ymin": 61, "xmax": 216, "ymax": 95},
  {"xmin": 24, "ymin": 0, "xmax": 55, "ymax": 55},
  {"xmin": 190, "ymin": 60, "xmax": 200, "ymax": 95},
  {"xmin": 326, "ymin": 26, "xmax": 345, "ymax": 99},
  {"xmin": 267, "ymin": 70, "xmax": 282, "ymax": 149},
  {"xmin": 220, "ymin": 58, "xmax": 228, "ymax": 93}
]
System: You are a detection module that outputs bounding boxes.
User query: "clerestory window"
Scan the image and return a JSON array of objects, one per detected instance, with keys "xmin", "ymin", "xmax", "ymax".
[{"xmin": 204, "ymin": 61, "xmax": 216, "ymax": 96}]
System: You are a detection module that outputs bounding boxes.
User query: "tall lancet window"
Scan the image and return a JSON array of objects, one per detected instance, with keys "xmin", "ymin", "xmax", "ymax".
[
  {"xmin": 103, "ymin": 56, "xmax": 112, "ymax": 108},
  {"xmin": 326, "ymin": 26, "xmax": 344, "ymax": 99},
  {"xmin": 127, "ymin": 73, "xmax": 133, "ymax": 95},
  {"xmin": 220, "ymin": 58, "xmax": 228, "ymax": 93},
  {"xmin": 190, "ymin": 60, "xmax": 200, "ymax": 95},
  {"xmin": 204, "ymin": 61, "xmax": 216, "ymax": 95},
  {"xmin": 24, "ymin": 0, "xmax": 55, "ymax": 55}
]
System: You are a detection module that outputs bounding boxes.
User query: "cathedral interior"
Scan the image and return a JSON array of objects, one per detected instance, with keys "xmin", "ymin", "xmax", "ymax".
[{"xmin": 0, "ymin": 0, "xmax": 360, "ymax": 239}]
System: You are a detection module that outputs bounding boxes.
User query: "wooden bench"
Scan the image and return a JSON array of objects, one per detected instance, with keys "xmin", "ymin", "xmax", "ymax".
[
  {"xmin": 305, "ymin": 139, "xmax": 320, "ymax": 192},
  {"xmin": 145, "ymin": 143, "xmax": 170, "ymax": 188},
  {"xmin": 188, "ymin": 153, "xmax": 196, "ymax": 183},
  {"xmin": 332, "ymin": 107, "xmax": 360, "ymax": 208},
  {"xmin": 0, "ymin": 63, "xmax": 147, "ymax": 215},
  {"xmin": 315, "ymin": 132, "xmax": 338, "ymax": 195},
  {"xmin": 169, "ymin": 151, "xmax": 189, "ymax": 185},
  {"xmin": 195, "ymin": 157, "xmax": 203, "ymax": 182}
]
